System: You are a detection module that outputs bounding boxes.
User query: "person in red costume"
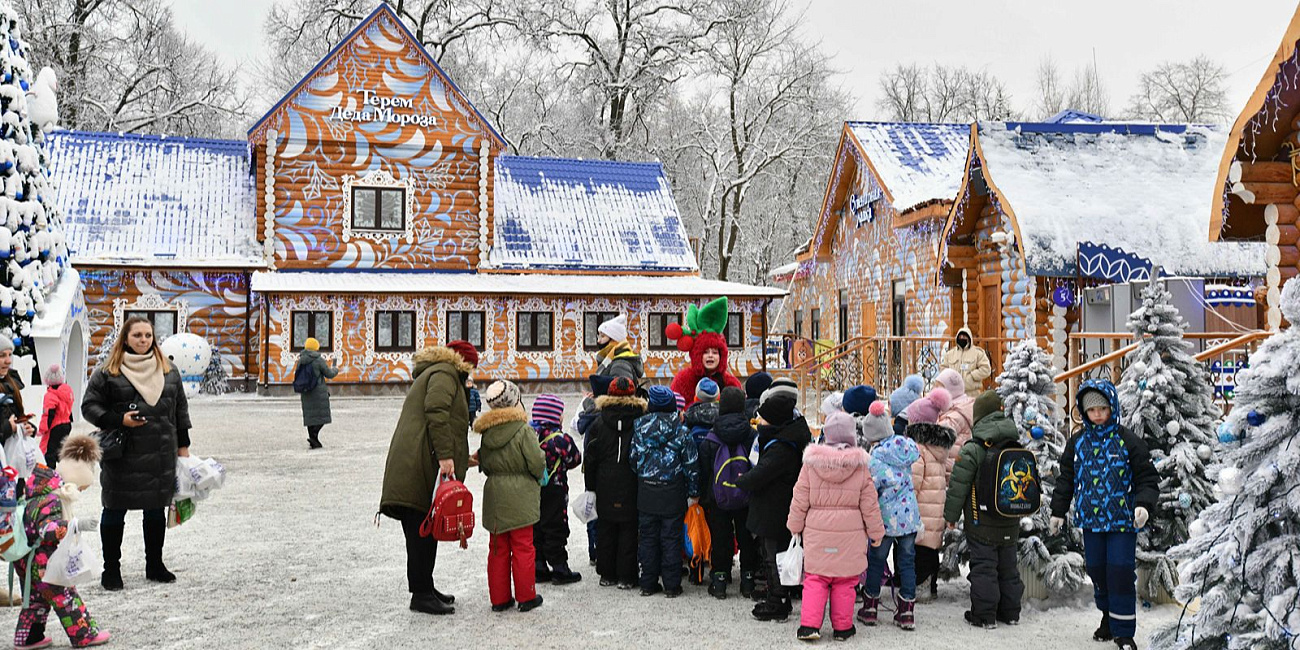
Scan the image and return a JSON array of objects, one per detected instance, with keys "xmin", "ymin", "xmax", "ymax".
[{"xmin": 668, "ymin": 297, "xmax": 743, "ymax": 406}]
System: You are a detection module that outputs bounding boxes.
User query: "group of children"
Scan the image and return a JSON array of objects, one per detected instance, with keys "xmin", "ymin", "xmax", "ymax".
[{"xmin": 467, "ymin": 371, "xmax": 1157, "ymax": 650}]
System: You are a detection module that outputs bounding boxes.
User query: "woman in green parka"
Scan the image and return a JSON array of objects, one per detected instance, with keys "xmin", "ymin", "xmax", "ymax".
[
  {"xmin": 295, "ymin": 337, "xmax": 338, "ymax": 449},
  {"xmin": 474, "ymin": 380, "xmax": 547, "ymax": 613},
  {"xmin": 379, "ymin": 340, "xmax": 478, "ymax": 616}
]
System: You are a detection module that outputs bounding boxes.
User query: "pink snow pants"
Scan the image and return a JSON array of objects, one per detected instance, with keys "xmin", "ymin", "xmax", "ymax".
[{"xmin": 800, "ymin": 574, "xmax": 858, "ymax": 631}]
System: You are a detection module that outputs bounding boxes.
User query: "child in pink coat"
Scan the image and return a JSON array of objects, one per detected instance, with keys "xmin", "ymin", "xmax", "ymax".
[{"xmin": 787, "ymin": 412, "xmax": 886, "ymax": 642}]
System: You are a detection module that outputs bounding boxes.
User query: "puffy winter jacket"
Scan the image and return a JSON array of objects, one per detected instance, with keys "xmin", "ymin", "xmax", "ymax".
[
  {"xmin": 475, "ymin": 407, "xmax": 546, "ymax": 534},
  {"xmin": 943, "ymin": 410, "xmax": 1023, "ymax": 546},
  {"xmin": 1051, "ymin": 379, "xmax": 1159, "ymax": 533},
  {"xmin": 735, "ymin": 416, "xmax": 811, "ymax": 538},
  {"xmin": 939, "ymin": 394, "xmax": 975, "ymax": 462},
  {"xmin": 787, "ymin": 443, "xmax": 886, "ymax": 577},
  {"xmin": 907, "ymin": 422, "xmax": 956, "ymax": 549},
  {"xmin": 39, "ymin": 383, "xmax": 74, "ymax": 439},
  {"xmin": 583, "ymin": 395, "xmax": 647, "ymax": 522},
  {"xmin": 630, "ymin": 411, "xmax": 700, "ymax": 517},
  {"xmin": 941, "ymin": 327, "xmax": 992, "ymax": 394},
  {"xmin": 697, "ymin": 412, "xmax": 756, "ymax": 508},
  {"xmin": 18, "ymin": 466, "xmax": 72, "ymax": 583},
  {"xmin": 869, "ymin": 434, "xmax": 922, "ymax": 537},
  {"xmin": 534, "ymin": 422, "xmax": 582, "ymax": 489},
  {"xmin": 684, "ymin": 401, "xmax": 719, "ymax": 447},
  {"xmin": 595, "ymin": 341, "xmax": 645, "ymax": 381}
]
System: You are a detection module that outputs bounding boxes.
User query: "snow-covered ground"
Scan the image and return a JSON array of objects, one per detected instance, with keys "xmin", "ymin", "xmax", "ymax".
[{"xmin": 12, "ymin": 395, "xmax": 1185, "ymax": 649}]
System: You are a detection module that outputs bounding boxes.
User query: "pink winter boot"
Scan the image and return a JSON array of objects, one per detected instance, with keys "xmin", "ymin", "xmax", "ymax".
[
  {"xmin": 894, "ymin": 596, "xmax": 916, "ymax": 631},
  {"xmin": 76, "ymin": 631, "xmax": 111, "ymax": 647},
  {"xmin": 856, "ymin": 596, "xmax": 880, "ymax": 626}
]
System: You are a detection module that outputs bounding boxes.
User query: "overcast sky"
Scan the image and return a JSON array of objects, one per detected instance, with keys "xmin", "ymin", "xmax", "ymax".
[{"xmin": 171, "ymin": 0, "xmax": 1300, "ymax": 120}]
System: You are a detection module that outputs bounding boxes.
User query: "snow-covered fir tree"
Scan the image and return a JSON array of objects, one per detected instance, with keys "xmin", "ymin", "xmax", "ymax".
[
  {"xmin": 0, "ymin": 5, "xmax": 68, "ymax": 354},
  {"xmin": 1150, "ymin": 277, "xmax": 1300, "ymax": 650},
  {"xmin": 200, "ymin": 354, "xmax": 229, "ymax": 396},
  {"xmin": 1118, "ymin": 279, "xmax": 1219, "ymax": 601},
  {"xmin": 997, "ymin": 338, "xmax": 1087, "ymax": 593}
]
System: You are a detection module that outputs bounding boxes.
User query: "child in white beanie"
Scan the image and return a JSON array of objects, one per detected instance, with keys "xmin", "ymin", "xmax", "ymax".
[{"xmin": 39, "ymin": 364, "xmax": 74, "ymax": 469}]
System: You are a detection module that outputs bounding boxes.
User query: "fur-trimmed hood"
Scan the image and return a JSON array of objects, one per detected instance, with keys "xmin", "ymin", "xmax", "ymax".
[
  {"xmin": 802, "ymin": 443, "xmax": 870, "ymax": 484},
  {"xmin": 473, "ymin": 405, "xmax": 528, "ymax": 434},
  {"xmin": 595, "ymin": 395, "xmax": 648, "ymax": 412},
  {"xmin": 906, "ymin": 422, "xmax": 956, "ymax": 449},
  {"xmin": 413, "ymin": 346, "xmax": 475, "ymax": 377}
]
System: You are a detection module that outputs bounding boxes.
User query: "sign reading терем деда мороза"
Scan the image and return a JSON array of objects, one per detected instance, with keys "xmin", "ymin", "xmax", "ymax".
[{"xmin": 326, "ymin": 90, "xmax": 439, "ymax": 128}]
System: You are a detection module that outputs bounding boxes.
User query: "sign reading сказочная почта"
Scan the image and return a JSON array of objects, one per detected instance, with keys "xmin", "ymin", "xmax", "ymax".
[{"xmin": 326, "ymin": 90, "xmax": 439, "ymax": 128}]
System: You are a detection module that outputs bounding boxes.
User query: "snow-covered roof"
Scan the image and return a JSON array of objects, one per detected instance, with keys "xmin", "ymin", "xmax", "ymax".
[
  {"xmin": 490, "ymin": 156, "xmax": 697, "ymax": 272},
  {"xmin": 44, "ymin": 130, "xmax": 264, "ymax": 268},
  {"xmin": 846, "ymin": 122, "xmax": 970, "ymax": 212},
  {"xmin": 977, "ymin": 122, "xmax": 1265, "ymax": 277},
  {"xmin": 767, "ymin": 261, "xmax": 798, "ymax": 278},
  {"xmin": 251, "ymin": 271, "xmax": 785, "ymax": 297}
]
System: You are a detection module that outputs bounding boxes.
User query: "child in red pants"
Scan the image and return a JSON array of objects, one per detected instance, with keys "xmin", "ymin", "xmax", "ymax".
[
  {"xmin": 474, "ymin": 381, "xmax": 547, "ymax": 612},
  {"xmin": 786, "ymin": 413, "xmax": 886, "ymax": 641},
  {"xmin": 14, "ymin": 433, "xmax": 111, "ymax": 649}
]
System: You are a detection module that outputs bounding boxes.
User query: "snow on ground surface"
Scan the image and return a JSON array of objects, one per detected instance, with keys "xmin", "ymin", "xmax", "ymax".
[{"xmin": 20, "ymin": 395, "xmax": 1183, "ymax": 649}]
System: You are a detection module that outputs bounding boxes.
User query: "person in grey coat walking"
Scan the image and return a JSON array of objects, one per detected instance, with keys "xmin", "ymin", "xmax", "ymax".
[{"xmin": 296, "ymin": 338, "xmax": 338, "ymax": 449}]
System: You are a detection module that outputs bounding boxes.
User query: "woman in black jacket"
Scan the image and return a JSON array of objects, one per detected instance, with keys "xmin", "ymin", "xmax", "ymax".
[
  {"xmin": 735, "ymin": 390, "xmax": 810, "ymax": 622},
  {"xmin": 82, "ymin": 316, "xmax": 192, "ymax": 591},
  {"xmin": 581, "ymin": 377, "xmax": 646, "ymax": 589}
]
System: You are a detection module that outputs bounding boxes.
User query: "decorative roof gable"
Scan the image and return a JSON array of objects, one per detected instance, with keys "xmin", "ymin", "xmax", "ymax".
[
  {"xmin": 490, "ymin": 156, "xmax": 697, "ymax": 272},
  {"xmin": 247, "ymin": 4, "xmax": 505, "ymax": 149},
  {"xmin": 44, "ymin": 130, "xmax": 262, "ymax": 267},
  {"xmin": 846, "ymin": 122, "xmax": 970, "ymax": 213}
]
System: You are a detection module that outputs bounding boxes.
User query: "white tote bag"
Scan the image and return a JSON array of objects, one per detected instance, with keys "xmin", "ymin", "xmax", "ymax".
[
  {"xmin": 571, "ymin": 491, "xmax": 598, "ymax": 524},
  {"xmin": 2, "ymin": 433, "xmax": 44, "ymax": 480},
  {"xmin": 776, "ymin": 534, "xmax": 804, "ymax": 586},
  {"xmin": 43, "ymin": 520, "xmax": 103, "ymax": 588}
]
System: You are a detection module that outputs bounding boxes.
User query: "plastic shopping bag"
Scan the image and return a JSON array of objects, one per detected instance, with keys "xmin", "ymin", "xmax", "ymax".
[
  {"xmin": 43, "ymin": 520, "xmax": 102, "ymax": 587},
  {"xmin": 571, "ymin": 491, "xmax": 598, "ymax": 524},
  {"xmin": 2, "ymin": 434, "xmax": 44, "ymax": 480},
  {"xmin": 776, "ymin": 534, "xmax": 804, "ymax": 587}
]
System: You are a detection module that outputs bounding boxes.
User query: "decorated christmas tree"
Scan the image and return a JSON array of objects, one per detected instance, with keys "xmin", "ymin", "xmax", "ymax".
[
  {"xmin": 1150, "ymin": 277, "xmax": 1300, "ymax": 650},
  {"xmin": 0, "ymin": 6, "xmax": 68, "ymax": 354},
  {"xmin": 200, "ymin": 354, "xmax": 229, "ymax": 396},
  {"xmin": 1117, "ymin": 279, "xmax": 1219, "ymax": 601},
  {"xmin": 997, "ymin": 338, "xmax": 1087, "ymax": 593}
]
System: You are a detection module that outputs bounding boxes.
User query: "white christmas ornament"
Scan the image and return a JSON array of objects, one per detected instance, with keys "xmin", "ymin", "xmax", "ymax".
[
  {"xmin": 1166, "ymin": 420, "xmax": 1181, "ymax": 436},
  {"xmin": 1197, "ymin": 444, "xmax": 1213, "ymax": 461},
  {"xmin": 1188, "ymin": 519, "xmax": 1207, "ymax": 538},
  {"xmin": 1218, "ymin": 466, "xmax": 1244, "ymax": 496},
  {"xmin": 159, "ymin": 333, "xmax": 212, "ymax": 397}
]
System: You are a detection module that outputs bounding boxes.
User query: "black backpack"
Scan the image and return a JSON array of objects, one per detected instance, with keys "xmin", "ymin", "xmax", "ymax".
[
  {"xmin": 974, "ymin": 439, "xmax": 1041, "ymax": 519},
  {"xmin": 292, "ymin": 362, "xmax": 318, "ymax": 394}
]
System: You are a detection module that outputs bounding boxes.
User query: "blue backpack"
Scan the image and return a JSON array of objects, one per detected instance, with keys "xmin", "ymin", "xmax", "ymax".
[
  {"xmin": 292, "ymin": 362, "xmax": 318, "ymax": 394},
  {"xmin": 706, "ymin": 432, "xmax": 751, "ymax": 510}
]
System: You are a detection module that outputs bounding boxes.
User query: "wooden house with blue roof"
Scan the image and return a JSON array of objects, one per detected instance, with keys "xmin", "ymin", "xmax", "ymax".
[
  {"xmin": 47, "ymin": 4, "xmax": 782, "ymax": 389},
  {"xmin": 777, "ymin": 121, "xmax": 969, "ymax": 380}
]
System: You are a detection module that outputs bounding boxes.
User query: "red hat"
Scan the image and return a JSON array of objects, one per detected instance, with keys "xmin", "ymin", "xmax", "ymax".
[
  {"xmin": 446, "ymin": 340, "xmax": 479, "ymax": 367},
  {"xmin": 608, "ymin": 376, "xmax": 637, "ymax": 397}
]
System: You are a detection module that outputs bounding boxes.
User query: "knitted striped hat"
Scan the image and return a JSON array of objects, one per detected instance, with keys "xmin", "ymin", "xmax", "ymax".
[
  {"xmin": 674, "ymin": 392, "xmax": 687, "ymax": 412},
  {"xmin": 531, "ymin": 394, "xmax": 566, "ymax": 428}
]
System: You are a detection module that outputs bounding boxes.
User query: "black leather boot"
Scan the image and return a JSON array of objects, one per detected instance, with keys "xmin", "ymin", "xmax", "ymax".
[
  {"xmin": 100, "ymin": 523, "xmax": 125, "ymax": 591},
  {"xmin": 143, "ymin": 517, "xmax": 176, "ymax": 583}
]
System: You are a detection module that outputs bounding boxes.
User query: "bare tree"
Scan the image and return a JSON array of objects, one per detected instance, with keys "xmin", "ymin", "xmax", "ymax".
[
  {"xmin": 875, "ymin": 63, "xmax": 1015, "ymax": 122},
  {"xmin": 15, "ymin": 0, "xmax": 248, "ymax": 136},
  {"xmin": 1066, "ymin": 64, "xmax": 1109, "ymax": 117},
  {"xmin": 1126, "ymin": 55, "xmax": 1230, "ymax": 123},
  {"xmin": 1034, "ymin": 57, "xmax": 1067, "ymax": 119}
]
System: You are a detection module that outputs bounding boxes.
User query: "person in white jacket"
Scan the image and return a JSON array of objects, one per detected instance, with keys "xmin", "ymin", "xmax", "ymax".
[{"xmin": 940, "ymin": 327, "xmax": 992, "ymax": 395}]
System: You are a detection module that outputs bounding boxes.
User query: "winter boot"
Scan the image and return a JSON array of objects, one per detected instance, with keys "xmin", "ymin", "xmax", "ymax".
[
  {"xmin": 535, "ymin": 563, "xmax": 553, "ymax": 583},
  {"xmin": 709, "ymin": 572, "xmax": 728, "ymax": 599},
  {"xmin": 894, "ymin": 596, "xmax": 916, "ymax": 631},
  {"xmin": 550, "ymin": 565, "xmax": 583, "ymax": 585},
  {"xmin": 1113, "ymin": 638, "xmax": 1137, "ymax": 650},
  {"xmin": 430, "ymin": 583, "xmax": 455, "ymax": 605},
  {"xmin": 100, "ymin": 523, "xmax": 125, "ymax": 591},
  {"xmin": 307, "ymin": 430, "xmax": 322, "ymax": 449},
  {"xmin": 410, "ymin": 592, "xmax": 454, "ymax": 615},
  {"xmin": 142, "ymin": 517, "xmax": 176, "ymax": 583},
  {"xmin": 82, "ymin": 631, "xmax": 112, "ymax": 647},
  {"xmin": 831, "ymin": 626, "xmax": 856, "ymax": 641},
  {"xmin": 964, "ymin": 610, "xmax": 996, "ymax": 629},
  {"xmin": 739, "ymin": 570, "xmax": 756, "ymax": 599},
  {"xmin": 518, "ymin": 595, "xmax": 544, "ymax": 612},
  {"xmin": 1094, "ymin": 613, "xmax": 1114, "ymax": 642},
  {"xmin": 491, "ymin": 598, "xmax": 516, "ymax": 612},
  {"xmin": 756, "ymin": 595, "xmax": 792, "ymax": 622},
  {"xmin": 796, "ymin": 626, "xmax": 821, "ymax": 641},
  {"xmin": 856, "ymin": 595, "xmax": 880, "ymax": 626}
]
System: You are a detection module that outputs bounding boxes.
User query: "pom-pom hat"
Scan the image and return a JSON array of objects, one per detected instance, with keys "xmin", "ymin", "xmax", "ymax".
[{"xmin": 58, "ymin": 433, "xmax": 101, "ymax": 489}]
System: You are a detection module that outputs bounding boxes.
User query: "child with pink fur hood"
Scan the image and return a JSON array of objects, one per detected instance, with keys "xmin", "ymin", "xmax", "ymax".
[
  {"xmin": 787, "ymin": 412, "xmax": 886, "ymax": 642},
  {"xmin": 904, "ymin": 388, "xmax": 957, "ymax": 601},
  {"xmin": 934, "ymin": 368, "xmax": 975, "ymax": 457}
]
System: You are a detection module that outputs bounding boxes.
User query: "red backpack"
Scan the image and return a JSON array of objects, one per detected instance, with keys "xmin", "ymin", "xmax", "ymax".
[{"xmin": 420, "ymin": 478, "xmax": 475, "ymax": 548}]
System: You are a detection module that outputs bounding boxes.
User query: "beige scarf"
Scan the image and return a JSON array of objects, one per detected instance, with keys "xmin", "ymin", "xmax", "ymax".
[{"xmin": 120, "ymin": 352, "xmax": 165, "ymax": 407}]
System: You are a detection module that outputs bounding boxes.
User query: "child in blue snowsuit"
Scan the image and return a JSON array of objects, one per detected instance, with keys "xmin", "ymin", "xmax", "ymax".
[
  {"xmin": 629, "ymin": 386, "xmax": 700, "ymax": 597},
  {"xmin": 1050, "ymin": 380, "xmax": 1158, "ymax": 650}
]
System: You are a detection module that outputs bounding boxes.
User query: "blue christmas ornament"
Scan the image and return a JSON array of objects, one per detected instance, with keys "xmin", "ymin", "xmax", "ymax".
[
  {"xmin": 1052, "ymin": 285, "xmax": 1076, "ymax": 308},
  {"xmin": 1246, "ymin": 410, "xmax": 1267, "ymax": 427},
  {"xmin": 17, "ymin": 80, "xmax": 26, "ymax": 92},
  {"xmin": 10, "ymin": 337, "xmax": 19, "ymax": 348},
  {"xmin": 1031, "ymin": 426, "xmax": 1045, "ymax": 440},
  {"xmin": 0, "ymin": 306, "xmax": 9, "ymax": 316},
  {"xmin": 24, "ymin": 309, "xmax": 33, "ymax": 318},
  {"xmin": 1178, "ymin": 492, "xmax": 1192, "ymax": 509},
  {"xmin": 1217, "ymin": 421, "xmax": 1240, "ymax": 444}
]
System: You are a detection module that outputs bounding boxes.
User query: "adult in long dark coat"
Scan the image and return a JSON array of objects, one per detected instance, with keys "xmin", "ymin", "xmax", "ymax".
[
  {"xmin": 295, "ymin": 339, "xmax": 338, "ymax": 449},
  {"xmin": 379, "ymin": 340, "xmax": 478, "ymax": 616},
  {"xmin": 82, "ymin": 316, "xmax": 192, "ymax": 591}
]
